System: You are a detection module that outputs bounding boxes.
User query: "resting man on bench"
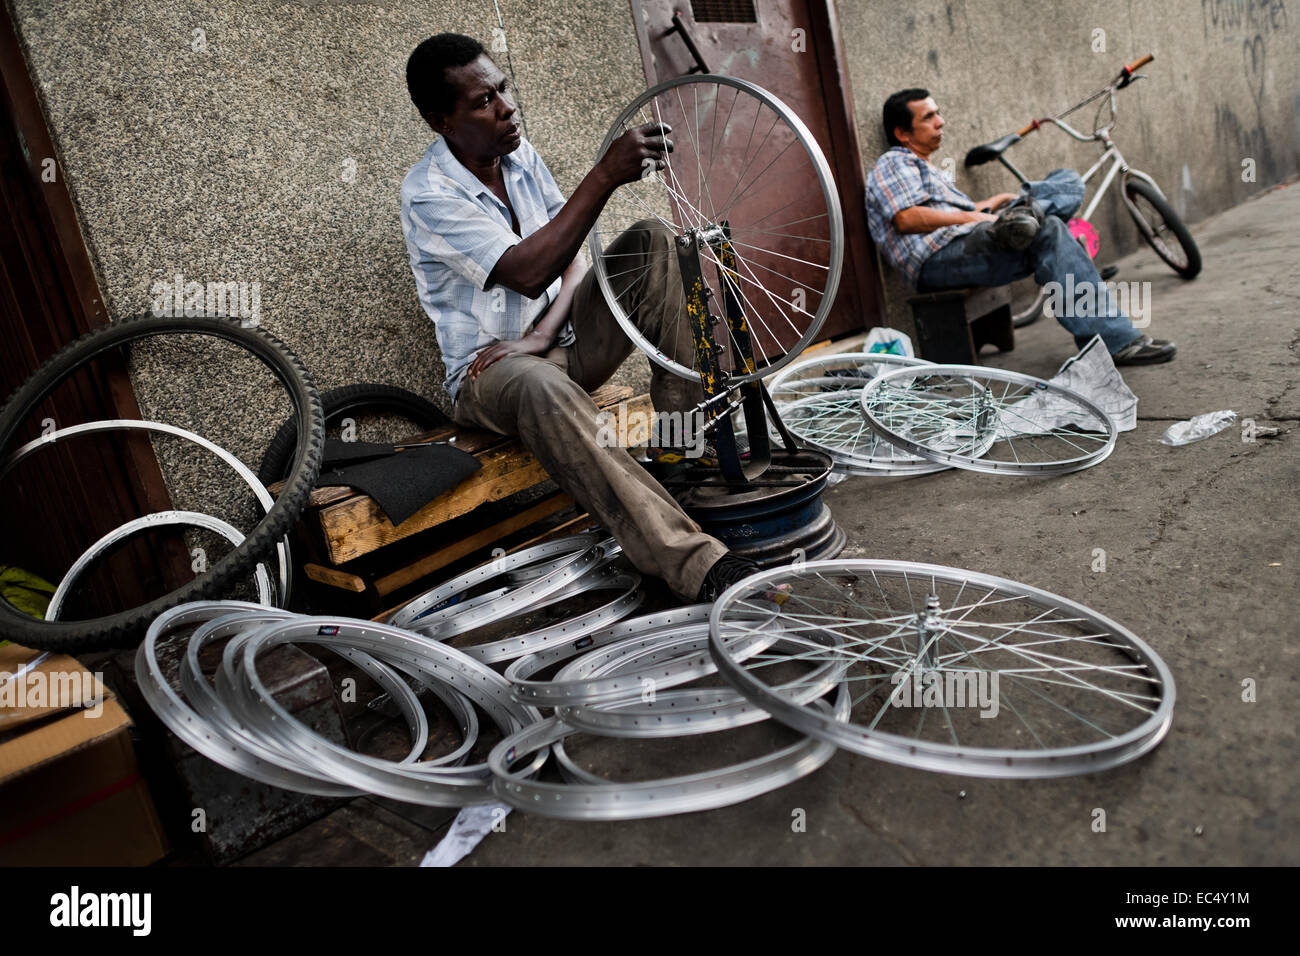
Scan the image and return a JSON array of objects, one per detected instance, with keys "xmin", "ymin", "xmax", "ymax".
[
  {"xmin": 400, "ymin": 33, "xmax": 759, "ymax": 602},
  {"xmin": 865, "ymin": 88, "xmax": 1176, "ymax": 366}
]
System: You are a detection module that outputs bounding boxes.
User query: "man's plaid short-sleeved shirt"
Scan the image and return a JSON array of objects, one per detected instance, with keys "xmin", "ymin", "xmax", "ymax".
[
  {"xmin": 864, "ymin": 146, "xmax": 978, "ymax": 287},
  {"xmin": 401, "ymin": 136, "xmax": 574, "ymax": 402}
]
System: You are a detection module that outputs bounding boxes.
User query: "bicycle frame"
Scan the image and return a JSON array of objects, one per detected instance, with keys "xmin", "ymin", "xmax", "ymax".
[{"xmin": 993, "ymin": 80, "xmax": 1166, "ymax": 232}]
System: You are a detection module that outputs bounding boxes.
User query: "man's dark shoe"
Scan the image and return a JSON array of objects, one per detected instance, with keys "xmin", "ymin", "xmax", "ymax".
[
  {"xmin": 1113, "ymin": 334, "xmax": 1176, "ymax": 365},
  {"xmin": 989, "ymin": 204, "xmax": 1041, "ymax": 251},
  {"xmin": 696, "ymin": 552, "xmax": 761, "ymax": 603}
]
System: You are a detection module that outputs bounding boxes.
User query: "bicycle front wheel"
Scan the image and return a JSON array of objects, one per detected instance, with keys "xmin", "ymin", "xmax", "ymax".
[
  {"xmin": 589, "ymin": 75, "xmax": 844, "ymax": 383},
  {"xmin": 1123, "ymin": 178, "xmax": 1201, "ymax": 279}
]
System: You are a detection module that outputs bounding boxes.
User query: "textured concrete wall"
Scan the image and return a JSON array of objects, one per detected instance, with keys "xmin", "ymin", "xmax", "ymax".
[
  {"xmin": 9, "ymin": 0, "xmax": 648, "ymax": 522},
  {"xmin": 836, "ymin": 0, "xmax": 1300, "ymax": 327}
]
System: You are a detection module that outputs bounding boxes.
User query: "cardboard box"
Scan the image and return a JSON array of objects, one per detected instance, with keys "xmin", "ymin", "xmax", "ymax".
[{"xmin": 0, "ymin": 642, "xmax": 168, "ymax": 866}]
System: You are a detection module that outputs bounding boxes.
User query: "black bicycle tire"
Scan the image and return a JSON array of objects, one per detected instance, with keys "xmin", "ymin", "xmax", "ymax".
[
  {"xmin": 257, "ymin": 383, "xmax": 449, "ymax": 486},
  {"xmin": 1013, "ymin": 288, "xmax": 1046, "ymax": 328},
  {"xmin": 0, "ymin": 315, "xmax": 324, "ymax": 651},
  {"xmin": 1124, "ymin": 179, "xmax": 1202, "ymax": 279}
]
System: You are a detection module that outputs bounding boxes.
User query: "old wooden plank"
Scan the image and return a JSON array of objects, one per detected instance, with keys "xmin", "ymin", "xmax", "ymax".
[
  {"xmin": 303, "ymin": 563, "xmax": 367, "ymax": 593},
  {"xmin": 372, "ymin": 492, "xmax": 575, "ymax": 596},
  {"xmin": 320, "ymin": 444, "xmax": 552, "ymax": 564}
]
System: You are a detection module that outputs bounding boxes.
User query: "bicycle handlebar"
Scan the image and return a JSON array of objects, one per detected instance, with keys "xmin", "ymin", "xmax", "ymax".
[
  {"xmin": 1013, "ymin": 53, "xmax": 1155, "ymax": 139},
  {"xmin": 1125, "ymin": 52, "xmax": 1155, "ymax": 74}
]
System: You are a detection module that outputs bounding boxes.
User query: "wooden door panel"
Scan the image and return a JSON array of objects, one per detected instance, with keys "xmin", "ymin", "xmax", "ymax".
[{"xmin": 628, "ymin": 0, "xmax": 883, "ymax": 347}]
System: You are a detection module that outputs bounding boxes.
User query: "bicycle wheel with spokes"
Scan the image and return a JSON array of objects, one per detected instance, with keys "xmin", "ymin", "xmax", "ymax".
[
  {"xmin": 768, "ymin": 352, "xmax": 947, "ymax": 476},
  {"xmin": 1012, "ymin": 285, "xmax": 1049, "ymax": 328},
  {"xmin": 708, "ymin": 559, "xmax": 1175, "ymax": 778},
  {"xmin": 860, "ymin": 364, "xmax": 1116, "ymax": 476},
  {"xmin": 590, "ymin": 74, "xmax": 843, "ymax": 383},
  {"xmin": 1123, "ymin": 178, "xmax": 1201, "ymax": 279}
]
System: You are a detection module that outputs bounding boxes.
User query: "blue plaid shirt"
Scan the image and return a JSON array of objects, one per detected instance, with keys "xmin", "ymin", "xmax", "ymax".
[
  {"xmin": 865, "ymin": 147, "xmax": 978, "ymax": 287},
  {"xmin": 401, "ymin": 136, "xmax": 574, "ymax": 401}
]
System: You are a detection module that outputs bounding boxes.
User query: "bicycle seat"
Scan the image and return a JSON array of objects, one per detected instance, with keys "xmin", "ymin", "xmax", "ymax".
[{"xmin": 964, "ymin": 133, "xmax": 1022, "ymax": 167}]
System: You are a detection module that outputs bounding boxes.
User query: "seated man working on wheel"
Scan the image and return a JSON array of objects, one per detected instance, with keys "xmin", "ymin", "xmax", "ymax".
[
  {"xmin": 865, "ymin": 88, "xmax": 1175, "ymax": 365},
  {"xmin": 400, "ymin": 33, "xmax": 759, "ymax": 603}
]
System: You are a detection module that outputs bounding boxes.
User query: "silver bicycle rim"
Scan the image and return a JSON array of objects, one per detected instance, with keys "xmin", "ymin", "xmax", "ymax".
[
  {"xmin": 860, "ymin": 364, "xmax": 1117, "ymax": 475},
  {"xmin": 7, "ymin": 419, "xmax": 293, "ymax": 604},
  {"xmin": 490, "ymin": 686, "xmax": 848, "ymax": 821},
  {"xmin": 216, "ymin": 616, "xmax": 546, "ymax": 805},
  {"xmin": 137, "ymin": 603, "xmax": 547, "ymax": 803},
  {"xmin": 708, "ymin": 559, "xmax": 1175, "ymax": 778},
  {"xmin": 512, "ymin": 607, "xmax": 777, "ymax": 709},
  {"xmin": 556, "ymin": 631, "xmax": 842, "ymax": 738},
  {"xmin": 503, "ymin": 603, "xmax": 713, "ymax": 683},
  {"xmin": 47, "ymin": 510, "xmax": 274, "ymax": 617},
  {"xmin": 136, "ymin": 603, "xmax": 360, "ymax": 795},
  {"xmin": 388, "ymin": 533, "xmax": 601, "ymax": 633},
  {"xmin": 589, "ymin": 74, "xmax": 844, "ymax": 383},
  {"xmin": 457, "ymin": 570, "xmax": 644, "ymax": 665},
  {"xmin": 178, "ymin": 608, "xmax": 459, "ymax": 769}
]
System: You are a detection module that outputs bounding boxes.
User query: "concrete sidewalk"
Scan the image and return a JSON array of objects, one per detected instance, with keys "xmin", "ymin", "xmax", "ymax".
[{"xmin": 250, "ymin": 179, "xmax": 1299, "ymax": 867}]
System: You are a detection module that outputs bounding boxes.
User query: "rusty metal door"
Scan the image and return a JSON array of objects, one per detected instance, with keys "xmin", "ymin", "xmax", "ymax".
[{"xmin": 627, "ymin": 0, "xmax": 883, "ymax": 342}]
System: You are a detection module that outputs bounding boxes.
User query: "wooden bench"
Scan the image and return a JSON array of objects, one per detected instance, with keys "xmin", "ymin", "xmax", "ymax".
[
  {"xmin": 277, "ymin": 382, "xmax": 652, "ymax": 612},
  {"xmin": 907, "ymin": 286, "xmax": 1014, "ymax": 364}
]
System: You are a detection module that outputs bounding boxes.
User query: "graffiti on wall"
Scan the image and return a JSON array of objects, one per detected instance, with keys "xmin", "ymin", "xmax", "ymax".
[
  {"xmin": 1203, "ymin": 0, "xmax": 1291, "ymax": 185},
  {"xmin": 1201, "ymin": 0, "xmax": 1288, "ymax": 37}
]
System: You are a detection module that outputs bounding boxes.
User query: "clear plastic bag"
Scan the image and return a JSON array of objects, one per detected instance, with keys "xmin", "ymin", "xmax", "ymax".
[{"xmin": 1159, "ymin": 410, "xmax": 1237, "ymax": 446}]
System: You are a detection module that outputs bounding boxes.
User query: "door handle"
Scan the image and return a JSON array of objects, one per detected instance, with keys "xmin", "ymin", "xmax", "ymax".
[{"xmin": 666, "ymin": 11, "xmax": 711, "ymax": 75}]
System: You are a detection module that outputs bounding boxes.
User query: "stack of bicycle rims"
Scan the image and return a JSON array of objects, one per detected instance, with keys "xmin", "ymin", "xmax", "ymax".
[
  {"xmin": 491, "ymin": 603, "xmax": 848, "ymax": 820},
  {"xmin": 380, "ymin": 532, "xmax": 842, "ymax": 819}
]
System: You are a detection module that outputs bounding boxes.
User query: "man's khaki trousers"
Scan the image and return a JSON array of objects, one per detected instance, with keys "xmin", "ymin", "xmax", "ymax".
[{"xmin": 451, "ymin": 219, "xmax": 727, "ymax": 600}]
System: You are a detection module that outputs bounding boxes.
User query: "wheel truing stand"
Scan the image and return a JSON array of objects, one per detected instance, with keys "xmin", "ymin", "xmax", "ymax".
[
  {"xmin": 666, "ymin": 223, "xmax": 845, "ymax": 566},
  {"xmin": 674, "ymin": 222, "xmax": 803, "ymax": 485}
]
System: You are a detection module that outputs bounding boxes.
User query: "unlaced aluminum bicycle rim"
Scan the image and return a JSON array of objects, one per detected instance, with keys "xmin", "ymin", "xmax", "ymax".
[
  {"xmin": 7, "ymin": 420, "xmax": 293, "ymax": 605},
  {"xmin": 503, "ymin": 603, "xmax": 714, "ymax": 683},
  {"xmin": 490, "ymin": 686, "xmax": 848, "ymax": 821},
  {"xmin": 179, "ymin": 608, "xmax": 458, "ymax": 769},
  {"xmin": 139, "ymin": 604, "xmax": 546, "ymax": 803},
  {"xmin": 511, "ymin": 607, "xmax": 777, "ymax": 709},
  {"xmin": 213, "ymin": 616, "xmax": 546, "ymax": 805},
  {"xmin": 47, "ymin": 511, "xmax": 275, "ymax": 617},
  {"xmin": 556, "ymin": 630, "xmax": 843, "ymax": 738},
  {"xmin": 456, "ymin": 570, "xmax": 644, "ymax": 665},
  {"xmin": 708, "ymin": 559, "xmax": 1175, "ymax": 778},
  {"xmin": 137, "ymin": 603, "xmax": 359, "ymax": 795},
  {"xmin": 387, "ymin": 533, "xmax": 601, "ymax": 633}
]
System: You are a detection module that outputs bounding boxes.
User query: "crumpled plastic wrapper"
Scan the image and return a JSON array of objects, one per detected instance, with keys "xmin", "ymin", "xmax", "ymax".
[{"xmin": 1160, "ymin": 410, "xmax": 1238, "ymax": 446}]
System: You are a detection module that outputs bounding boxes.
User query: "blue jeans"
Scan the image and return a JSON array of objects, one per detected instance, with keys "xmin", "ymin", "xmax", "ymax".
[{"xmin": 915, "ymin": 170, "xmax": 1141, "ymax": 353}]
